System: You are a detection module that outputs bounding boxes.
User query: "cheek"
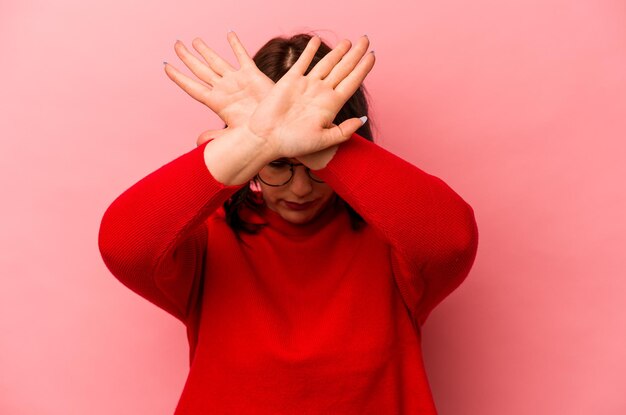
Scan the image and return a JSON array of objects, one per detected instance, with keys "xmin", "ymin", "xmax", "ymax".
[
  {"xmin": 317, "ymin": 186, "xmax": 336, "ymax": 204},
  {"xmin": 318, "ymin": 184, "xmax": 334, "ymax": 197},
  {"xmin": 259, "ymin": 185, "xmax": 283, "ymax": 205}
]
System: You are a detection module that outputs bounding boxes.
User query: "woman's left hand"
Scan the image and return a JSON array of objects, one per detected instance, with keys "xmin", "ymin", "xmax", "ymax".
[{"xmin": 164, "ymin": 31, "xmax": 274, "ymax": 142}]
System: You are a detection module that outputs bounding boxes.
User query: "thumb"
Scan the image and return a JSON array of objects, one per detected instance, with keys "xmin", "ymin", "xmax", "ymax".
[
  {"xmin": 322, "ymin": 116, "xmax": 367, "ymax": 146},
  {"xmin": 196, "ymin": 128, "xmax": 228, "ymax": 147}
]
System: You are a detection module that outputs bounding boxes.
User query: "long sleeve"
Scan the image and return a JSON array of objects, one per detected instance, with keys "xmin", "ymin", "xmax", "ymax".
[
  {"xmin": 98, "ymin": 142, "xmax": 242, "ymax": 322},
  {"xmin": 312, "ymin": 134, "xmax": 479, "ymax": 326}
]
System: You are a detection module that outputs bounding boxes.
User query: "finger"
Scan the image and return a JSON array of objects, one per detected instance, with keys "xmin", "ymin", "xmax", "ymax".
[
  {"xmin": 334, "ymin": 50, "xmax": 376, "ymax": 100},
  {"xmin": 196, "ymin": 128, "xmax": 229, "ymax": 146},
  {"xmin": 288, "ymin": 35, "xmax": 322, "ymax": 76},
  {"xmin": 307, "ymin": 39, "xmax": 352, "ymax": 80},
  {"xmin": 192, "ymin": 37, "xmax": 234, "ymax": 76},
  {"xmin": 164, "ymin": 62, "xmax": 213, "ymax": 104},
  {"xmin": 226, "ymin": 31, "xmax": 255, "ymax": 68},
  {"xmin": 174, "ymin": 40, "xmax": 219, "ymax": 86},
  {"xmin": 324, "ymin": 35, "xmax": 370, "ymax": 88},
  {"xmin": 321, "ymin": 117, "xmax": 366, "ymax": 146}
]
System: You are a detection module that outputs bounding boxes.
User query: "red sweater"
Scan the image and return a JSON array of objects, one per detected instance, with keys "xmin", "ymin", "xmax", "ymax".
[{"xmin": 98, "ymin": 134, "xmax": 478, "ymax": 414}]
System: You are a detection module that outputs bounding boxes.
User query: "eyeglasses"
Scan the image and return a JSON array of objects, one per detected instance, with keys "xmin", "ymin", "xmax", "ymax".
[{"xmin": 257, "ymin": 159, "xmax": 324, "ymax": 187}]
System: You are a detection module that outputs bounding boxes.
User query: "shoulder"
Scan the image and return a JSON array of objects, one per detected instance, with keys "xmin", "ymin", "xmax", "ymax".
[{"xmin": 205, "ymin": 205, "xmax": 228, "ymax": 231}]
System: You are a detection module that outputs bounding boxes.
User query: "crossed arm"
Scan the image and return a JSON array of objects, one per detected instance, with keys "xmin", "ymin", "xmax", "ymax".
[
  {"xmin": 162, "ymin": 33, "xmax": 477, "ymax": 324},
  {"xmin": 100, "ymin": 33, "xmax": 477, "ymax": 324},
  {"xmin": 163, "ymin": 31, "xmax": 375, "ymax": 183}
]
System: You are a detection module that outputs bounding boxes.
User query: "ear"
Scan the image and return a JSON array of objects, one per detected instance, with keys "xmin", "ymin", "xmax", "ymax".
[
  {"xmin": 196, "ymin": 128, "xmax": 228, "ymax": 146},
  {"xmin": 250, "ymin": 176, "xmax": 262, "ymax": 192}
]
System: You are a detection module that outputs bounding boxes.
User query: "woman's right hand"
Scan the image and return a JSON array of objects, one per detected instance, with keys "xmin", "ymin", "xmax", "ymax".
[{"xmin": 246, "ymin": 35, "xmax": 375, "ymax": 159}]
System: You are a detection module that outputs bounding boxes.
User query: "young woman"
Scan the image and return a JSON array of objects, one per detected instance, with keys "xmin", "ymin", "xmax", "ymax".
[{"xmin": 99, "ymin": 31, "xmax": 478, "ymax": 414}]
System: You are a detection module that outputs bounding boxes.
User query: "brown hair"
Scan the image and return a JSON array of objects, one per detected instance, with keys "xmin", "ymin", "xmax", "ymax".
[{"xmin": 224, "ymin": 33, "xmax": 374, "ymax": 235}]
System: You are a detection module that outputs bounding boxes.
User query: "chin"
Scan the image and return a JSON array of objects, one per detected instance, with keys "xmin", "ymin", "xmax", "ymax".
[{"xmin": 280, "ymin": 210, "xmax": 317, "ymax": 225}]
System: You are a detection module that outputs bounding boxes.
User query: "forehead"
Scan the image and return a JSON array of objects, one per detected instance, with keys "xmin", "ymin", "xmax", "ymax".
[{"xmin": 272, "ymin": 157, "xmax": 299, "ymax": 163}]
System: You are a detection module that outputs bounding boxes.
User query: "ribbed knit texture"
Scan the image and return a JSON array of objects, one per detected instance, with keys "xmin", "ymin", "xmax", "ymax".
[{"xmin": 98, "ymin": 134, "xmax": 478, "ymax": 414}]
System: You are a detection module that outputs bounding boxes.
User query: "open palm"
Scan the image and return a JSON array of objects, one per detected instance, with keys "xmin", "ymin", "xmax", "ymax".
[
  {"xmin": 247, "ymin": 35, "xmax": 375, "ymax": 158},
  {"xmin": 164, "ymin": 32, "xmax": 273, "ymax": 130}
]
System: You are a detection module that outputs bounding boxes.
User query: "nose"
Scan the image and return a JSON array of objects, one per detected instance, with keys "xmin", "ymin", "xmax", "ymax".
[{"xmin": 288, "ymin": 165, "xmax": 314, "ymax": 197}]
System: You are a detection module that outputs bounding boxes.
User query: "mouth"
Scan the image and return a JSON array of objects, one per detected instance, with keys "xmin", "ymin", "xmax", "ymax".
[{"xmin": 283, "ymin": 200, "xmax": 316, "ymax": 211}]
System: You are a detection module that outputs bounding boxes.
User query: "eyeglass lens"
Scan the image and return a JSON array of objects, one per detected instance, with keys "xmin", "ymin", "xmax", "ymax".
[{"xmin": 258, "ymin": 160, "xmax": 324, "ymax": 186}]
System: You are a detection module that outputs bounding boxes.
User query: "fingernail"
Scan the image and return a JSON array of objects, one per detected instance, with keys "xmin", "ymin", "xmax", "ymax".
[
  {"xmin": 228, "ymin": 29, "xmax": 234, "ymax": 33},
  {"xmin": 370, "ymin": 50, "xmax": 375, "ymax": 55},
  {"xmin": 163, "ymin": 61, "xmax": 168, "ymax": 65},
  {"xmin": 359, "ymin": 116, "xmax": 368, "ymax": 124}
]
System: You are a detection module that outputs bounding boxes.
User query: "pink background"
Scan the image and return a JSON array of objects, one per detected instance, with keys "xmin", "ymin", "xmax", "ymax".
[{"xmin": 2, "ymin": 0, "xmax": 625, "ymax": 413}]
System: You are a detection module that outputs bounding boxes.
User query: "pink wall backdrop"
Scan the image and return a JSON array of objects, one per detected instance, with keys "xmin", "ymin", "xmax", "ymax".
[{"xmin": 1, "ymin": 0, "xmax": 625, "ymax": 413}]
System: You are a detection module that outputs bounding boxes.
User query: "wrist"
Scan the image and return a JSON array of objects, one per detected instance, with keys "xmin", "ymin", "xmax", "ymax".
[
  {"xmin": 203, "ymin": 126, "xmax": 275, "ymax": 186},
  {"xmin": 298, "ymin": 145, "xmax": 339, "ymax": 170}
]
